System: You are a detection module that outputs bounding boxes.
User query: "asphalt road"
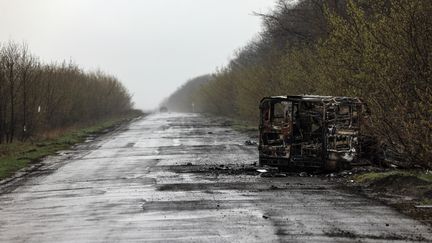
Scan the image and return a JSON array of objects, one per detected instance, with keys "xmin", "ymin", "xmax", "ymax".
[{"xmin": 0, "ymin": 113, "xmax": 431, "ymax": 242}]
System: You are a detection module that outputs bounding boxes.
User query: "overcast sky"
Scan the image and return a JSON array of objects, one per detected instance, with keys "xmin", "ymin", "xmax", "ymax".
[{"xmin": 0, "ymin": 0, "xmax": 275, "ymax": 110}]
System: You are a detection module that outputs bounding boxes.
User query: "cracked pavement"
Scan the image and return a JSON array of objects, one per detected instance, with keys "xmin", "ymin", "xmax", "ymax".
[{"xmin": 0, "ymin": 113, "xmax": 431, "ymax": 242}]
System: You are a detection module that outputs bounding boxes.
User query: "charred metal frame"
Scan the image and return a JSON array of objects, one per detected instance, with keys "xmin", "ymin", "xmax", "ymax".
[{"xmin": 258, "ymin": 95, "xmax": 366, "ymax": 170}]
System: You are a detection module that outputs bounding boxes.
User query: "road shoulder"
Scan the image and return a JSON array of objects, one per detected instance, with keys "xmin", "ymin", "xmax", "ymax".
[{"xmin": 0, "ymin": 114, "xmax": 144, "ymax": 194}]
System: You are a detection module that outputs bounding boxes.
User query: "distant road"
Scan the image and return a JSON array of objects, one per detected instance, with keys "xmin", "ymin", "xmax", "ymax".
[{"xmin": 0, "ymin": 113, "xmax": 431, "ymax": 242}]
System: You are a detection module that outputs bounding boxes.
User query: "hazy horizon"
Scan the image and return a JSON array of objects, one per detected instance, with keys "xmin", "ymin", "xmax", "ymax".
[{"xmin": 0, "ymin": 0, "xmax": 275, "ymax": 110}]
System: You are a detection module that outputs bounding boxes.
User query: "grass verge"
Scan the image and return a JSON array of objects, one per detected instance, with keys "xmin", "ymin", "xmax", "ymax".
[
  {"xmin": 348, "ymin": 169, "xmax": 432, "ymax": 224},
  {"xmin": 0, "ymin": 112, "xmax": 142, "ymax": 180},
  {"xmin": 353, "ymin": 170, "xmax": 432, "ymax": 186},
  {"xmin": 353, "ymin": 170, "xmax": 432, "ymax": 205}
]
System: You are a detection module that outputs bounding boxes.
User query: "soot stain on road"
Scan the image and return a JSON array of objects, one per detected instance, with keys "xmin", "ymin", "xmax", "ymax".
[{"xmin": 157, "ymin": 182, "xmax": 255, "ymax": 191}]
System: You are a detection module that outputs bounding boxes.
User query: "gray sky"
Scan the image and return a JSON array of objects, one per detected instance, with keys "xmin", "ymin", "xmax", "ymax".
[{"xmin": 0, "ymin": 0, "xmax": 275, "ymax": 110}]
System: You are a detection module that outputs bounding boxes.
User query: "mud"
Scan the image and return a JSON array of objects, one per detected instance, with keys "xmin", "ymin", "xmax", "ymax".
[{"xmin": 0, "ymin": 113, "xmax": 431, "ymax": 242}]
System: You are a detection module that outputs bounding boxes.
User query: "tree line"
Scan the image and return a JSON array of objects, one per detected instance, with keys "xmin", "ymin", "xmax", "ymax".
[
  {"xmin": 0, "ymin": 41, "xmax": 133, "ymax": 143},
  {"xmin": 164, "ymin": 0, "xmax": 432, "ymax": 168}
]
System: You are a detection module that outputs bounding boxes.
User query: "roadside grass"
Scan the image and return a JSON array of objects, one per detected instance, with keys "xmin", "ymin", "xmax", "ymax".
[
  {"xmin": 420, "ymin": 199, "xmax": 432, "ymax": 205},
  {"xmin": 354, "ymin": 171, "xmax": 407, "ymax": 183},
  {"xmin": 0, "ymin": 113, "xmax": 142, "ymax": 180},
  {"xmin": 354, "ymin": 170, "xmax": 432, "ymax": 184},
  {"xmin": 351, "ymin": 169, "xmax": 432, "ymax": 223},
  {"xmin": 353, "ymin": 170, "xmax": 432, "ymax": 205}
]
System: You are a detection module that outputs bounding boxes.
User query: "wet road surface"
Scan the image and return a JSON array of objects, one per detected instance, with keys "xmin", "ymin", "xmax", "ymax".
[{"xmin": 0, "ymin": 113, "xmax": 431, "ymax": 242}]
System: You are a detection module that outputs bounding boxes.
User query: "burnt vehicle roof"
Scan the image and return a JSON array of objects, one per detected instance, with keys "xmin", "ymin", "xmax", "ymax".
[{"xmin": 260, "ymin": 95, "xmax": 363, "ymax": 104}]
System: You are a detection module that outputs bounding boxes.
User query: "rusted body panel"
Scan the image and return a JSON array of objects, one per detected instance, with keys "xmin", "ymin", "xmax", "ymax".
[{"xmin": 258, "ymin": 95, "xmax": 366, "ymax": 170}]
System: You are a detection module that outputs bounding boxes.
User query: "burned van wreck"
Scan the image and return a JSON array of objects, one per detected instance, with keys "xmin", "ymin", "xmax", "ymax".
[{"xmin": 259, "ymin": 95, "xmax": 367, "ymax": 170}]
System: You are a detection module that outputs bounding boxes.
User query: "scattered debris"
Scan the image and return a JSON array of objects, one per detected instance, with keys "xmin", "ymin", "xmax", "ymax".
[
  {"xmin": 324, "ymin": 229, "xmax": 357, "ymax": 239},
  {"xmin": 339, "ymin": 171, "xmax": 352, "ymax": 177},
  {"xmin": 244, "ymin": 140, "xmax": 257, "ymax": 146},
  {"xmin": 257, "ymin": 169, "xmax": 267, "ymax": 173},
  {"xmin": 208, "ymin": 132, "xmax": 213, "ymax": 134},
  {"xmin": 186, "ymin": 162, "xmax": 193, "ymax": 166},
  {"xmin": 177, "ymin": 164, "xmax": 262, "ymax": 176},
  {"xmin": 262, "ymin": 215, "xmax": 269, "ymax": 219},
  {"xmin": 261, "ymin": 172, "xmax": 287, "ymax": 178},
  {"xmin": 299, "ymin": 172, "xmax": 308, "ymax": 177}
]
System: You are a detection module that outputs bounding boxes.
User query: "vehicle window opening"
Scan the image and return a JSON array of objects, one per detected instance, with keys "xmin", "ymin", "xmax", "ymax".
[{"xmin": 271, "ymin": 101, "xmax": 290, "ymax": 123}]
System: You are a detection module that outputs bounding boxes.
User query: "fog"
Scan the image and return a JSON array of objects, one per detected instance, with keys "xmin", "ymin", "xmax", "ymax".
[{"xmin": 0, "ymin": 0, "xmax": 274, "ymax": 110}]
